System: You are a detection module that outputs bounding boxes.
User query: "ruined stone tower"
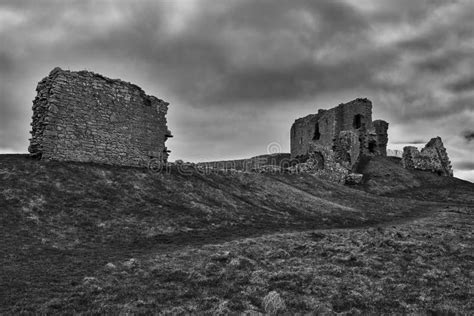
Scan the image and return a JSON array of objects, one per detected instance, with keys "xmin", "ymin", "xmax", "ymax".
[
  {"xmin": 290, "ymin": 98, "xmax": 388, "ymax": 177},
  {"xmin": 29, "ymin": 67, "xmax": 172, "ymax": 167},
  {"xmin": 402, "ymin": 137, "xmax": 453, "ymax": 176}
]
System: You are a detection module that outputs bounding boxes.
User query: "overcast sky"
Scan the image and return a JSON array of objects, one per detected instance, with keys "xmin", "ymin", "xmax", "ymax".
[{"xmin": 0, "ymin": 0, "xmax": 473, "ymax": 181}]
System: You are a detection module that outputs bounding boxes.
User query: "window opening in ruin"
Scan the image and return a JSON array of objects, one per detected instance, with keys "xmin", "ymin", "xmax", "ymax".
[
  {"xmin": 353, "ymin": 114, "xmax": 363, "ymax": 129},
  {"xmin": 313, "ymin": 122, "xmax": 321, "ymax": 140},
  {"xmin": 343, "ymin": 152, "xmax": 351, "ymax": 165},
  {"xmin": 368, "ymin": 140, "xmax": 376, "ymax": 153},
  {"xmin": 300, "ymin": 137, "xmax": 303, "ymax": 144}
]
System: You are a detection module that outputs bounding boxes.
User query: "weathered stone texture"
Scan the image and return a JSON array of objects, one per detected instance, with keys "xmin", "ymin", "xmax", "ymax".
[
  {"xmin": 402, "ymin": 137, "xmax": 453, "ymax": 176},
  {"xmin": 372, "ymin": 120, "xmax": 389, "ymax": 156},
  {"xmin": 290, "ymin": 98, "xmax": 389, "ymax": 179},
  {"xmin": 29, "ymin": 67, "xmax": 171, "ymax": 167}
]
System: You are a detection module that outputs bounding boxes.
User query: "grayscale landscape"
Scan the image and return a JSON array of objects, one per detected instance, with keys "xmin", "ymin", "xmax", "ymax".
[{"xmin": 1, "ymin": 0, "xmax": 473, "ymax": 314}]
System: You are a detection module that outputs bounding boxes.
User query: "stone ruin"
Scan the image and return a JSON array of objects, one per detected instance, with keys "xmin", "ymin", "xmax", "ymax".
[
  {"xmin": 29, "ymin": 67, "xmax": 172, "ymax": 167},
  {"xmin": 290, "ymin": 98, "xmax": 388, "ymax": 182},
  {"xmin": 402, "ymin": 137, "xmax": 453, "ymax": 176},
  {"xmin": 27, "ymin": 68, "xmax": 454, "ymax": 180},
  {"xmin": 290, "ymin": 98, "xmax": 454, "ymax": 182}
]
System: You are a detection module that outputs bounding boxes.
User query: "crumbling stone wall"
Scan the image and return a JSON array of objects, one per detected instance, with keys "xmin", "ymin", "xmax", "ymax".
[
  {"xmin": 29, "ymin": 67, "xmax": 171, "ymax": 167},
  {"xmin": 290, "ymin": 98, "xmax": 389, "ymax": 176},
  {"xmin": 337, "ymin": 130, "xmax": 361, "ymax": 169},
  {"xmin": 371, "ymin": 120, "xmax": 389, "ymax": 156},
  {"xmin": 290, "ymin": 113, "xmax": 322, "ymax": 158},
  {"xmin": 402, "ymin": 137, "xmax": 453, "ymax": 176}
]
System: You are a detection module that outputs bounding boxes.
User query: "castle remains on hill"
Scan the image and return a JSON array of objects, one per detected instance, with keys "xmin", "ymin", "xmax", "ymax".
[
  {"xmin": 402, "ymin": 137, "xmax": 453, "ymax": 177},
  {"xmin": 290, "ymin": 98, "xmax": 388, "ymax": 182},
  {"xmin": 29, "ymin": 67, "xmax": 171, "ymax": 167},
  {"xmin": 28, "ymin": 68, "xmax": 453, "ymax": 181},
  {"xmin": 291, "ymin": 98, "xmax": 452, "ymax": 182}
]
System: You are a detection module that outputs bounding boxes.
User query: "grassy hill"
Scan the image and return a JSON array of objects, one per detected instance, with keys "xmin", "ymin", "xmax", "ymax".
[
  {"xmin": 0, "ymin": 154, "xmax": 473, "ymax": 314},
  {"xmin": 357, "ymin": 156, "xmax": 474, "ymax": 203}
]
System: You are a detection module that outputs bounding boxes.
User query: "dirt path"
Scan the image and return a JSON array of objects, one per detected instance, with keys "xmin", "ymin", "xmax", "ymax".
[{"xmin": 2, "ymin": 202, "xmax": 472, "ymax": 312}]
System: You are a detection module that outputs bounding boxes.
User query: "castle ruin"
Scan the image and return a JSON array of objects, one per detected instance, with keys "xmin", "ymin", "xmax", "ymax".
[
  {"xmin": 290, "ymin": 98, "xmax": 453, "ymax": 181},
  {"xmin": 290, "ymin": 98, "xmax": 388, "ymax": 181},
  {"xmin": 28, "ymin": 68, "xmax": 454, "ymax": 181},
  {"xmin": 29, "ymin": 67, "xmax": 171, "ymax": 167},
  {"xmin": 402, "ymin": 137, "xmax": 453, "ymax": 176}
]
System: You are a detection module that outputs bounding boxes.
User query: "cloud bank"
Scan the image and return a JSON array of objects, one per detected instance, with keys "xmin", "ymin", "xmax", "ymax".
[{"xmin": 0, "ymin": 0, "xmax": 473, "ymax": 181}]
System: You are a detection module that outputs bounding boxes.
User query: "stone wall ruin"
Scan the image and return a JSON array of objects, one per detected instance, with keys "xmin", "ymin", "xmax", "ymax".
[
  {"xmin": 290, "ymin": 98, "xmax": 388, "ymax": 182},
  {"xmin": 29, "ymin": 67, "xmax": 172, "ymax": 167},
  {"xmin": 402, "ymin": 137, "xmax": 453, "ymax": 176},
  {"xmin": 290, "ymin": 98, "xmax": 454, "ymax": 182}
]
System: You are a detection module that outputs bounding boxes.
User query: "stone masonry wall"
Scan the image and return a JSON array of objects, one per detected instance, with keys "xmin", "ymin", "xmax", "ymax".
[
  {"xmin": 335, "ymin": 98, "xmax": 373, "ymax": 133},
  {"xmin": 289, "ymin": 98, "xmax": 389, "ymax": 183},
  {"xmin": 291, "ymin": 98, "xmax": 374, "ymax": 159},
  {"xmin": 290, "ymin": 98, "xmax": 387, "ymax": 168},
  {"xmin": 402, "ymin": 137, "xmax": 453, "ymax": 177},
  {"xmin": 290, "ymin": 113, "xmax": 322, "ymax": 158},
  {"xmin": 371, "ymin": 120, "xmax": 389, "ymax": 156},
  {"xmin": 29, "ymin": 67, "xmax": 171, "ymax": 167}
]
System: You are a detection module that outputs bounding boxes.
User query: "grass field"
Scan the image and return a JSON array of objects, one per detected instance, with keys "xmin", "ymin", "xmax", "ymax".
[{"xmin": 0, "ymin": 154, "xmax": 473, "ymax": 314}]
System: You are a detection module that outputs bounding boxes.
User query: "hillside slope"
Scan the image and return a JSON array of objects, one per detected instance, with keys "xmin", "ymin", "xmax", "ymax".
[
  {"xmin": 1, "ymin": 154, "xmax": 473, "ymax": 313},
  {"xmin": 1, "ymin": 155, "xmax": 440, "ymax": 248},
  {"xmin": 357, "ymin": 156, "xmax": 474, "ymax": 203}
]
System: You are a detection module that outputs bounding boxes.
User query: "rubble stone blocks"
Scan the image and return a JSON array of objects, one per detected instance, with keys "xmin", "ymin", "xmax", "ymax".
[
  {"xmin": 345, "ymin": 173, "xmax": 364, "ymax": 185},
  {"xmin": 29, "ymin": 67, "xmax": 171, "ymax": 167},
  {"xmin": 402, "ymin": 137, "xmax": 453, "ymax": 177},
  {"xmin": 290, "ymin": 98, "xmax": 389, "ymax": 181}
]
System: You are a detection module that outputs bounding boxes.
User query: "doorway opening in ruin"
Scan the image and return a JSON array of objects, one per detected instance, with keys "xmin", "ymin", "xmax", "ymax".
[
  {"xmin": 353, "ymin": 114, "xmax": 363, "ymax": 129},
  {"xmin": 368, "ymin": 140, "xmax": 376, "ymax": 153},
  {"xmin": 313, "ymin": 122, "xmax": 321, "ymax": 140},
  {"xmin": 313, "ymin": 152, "xmax": 325, "ymax": 170}
]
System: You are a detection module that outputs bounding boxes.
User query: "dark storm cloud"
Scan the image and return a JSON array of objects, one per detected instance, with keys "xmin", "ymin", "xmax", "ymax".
[
  {"xmin": 414, "ymin": 50, "xmax": 470, "ymax": 73},
  {"xmin": 1, "ymin": 0, "xmax": 374, "ymax": 106},
  {"xmin": 462, "ymin": 130, "xmax": 474, "ymax": 142},
  {"xmin": 392, "ymin": 93, "xmax": 474, "ymax": 122},
  {"xmin": 446, "ymin": 76, "xmax": 474, "ymax": 93},
  {"xmin": 367, "ymin": 0, "xmax": 474, "ymax": 124},
  {"xmin": 1, "ymin": 0, "xmax": 470, "ymax": 108},
  {"xmin": 456, "ymin": 161, "xmax": 474, "ymax": 170},
  {"xmin": 396, "ymin": 30, "xmax": 450, "ymax": 53},
  {"xmin": 57, "ymin": 0, "xmax": 376, "ymax": 105},
  {"xmin": 363, "ymin": 0, "xmax": 452, "ymax": 23}
]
